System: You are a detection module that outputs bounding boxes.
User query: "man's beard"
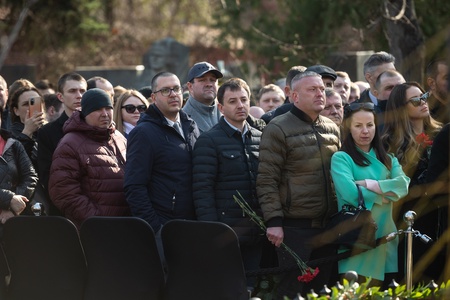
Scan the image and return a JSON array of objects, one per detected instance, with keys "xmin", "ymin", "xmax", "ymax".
[{"xmin": 436, "ymin": 88, "xmax": 449, "ymax": 101}]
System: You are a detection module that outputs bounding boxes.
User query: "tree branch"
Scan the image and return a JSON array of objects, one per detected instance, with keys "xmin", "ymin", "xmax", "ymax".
[{"xmin": 0, "ymin": 0, "xmax": 38, "ymax": 71}]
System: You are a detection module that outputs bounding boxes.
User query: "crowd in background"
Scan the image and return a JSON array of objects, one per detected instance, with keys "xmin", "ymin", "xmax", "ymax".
[{"xmin": 0, "ymin": 51, "xmax": 448, "ymax": 298}]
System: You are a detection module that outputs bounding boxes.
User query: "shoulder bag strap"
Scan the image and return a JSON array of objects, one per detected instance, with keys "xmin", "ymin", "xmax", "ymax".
[{"xmin": 356, "ymin": 184, "xmax": 366, "ymax": 210}]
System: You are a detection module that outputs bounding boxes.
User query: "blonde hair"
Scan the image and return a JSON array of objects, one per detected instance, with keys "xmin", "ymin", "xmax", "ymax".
[
  {"xmin": 113, "ymin": 90, "xmax": 149, "ymax": 135},
  {"xmin": 257, "ymin": 84, "xmax": 285, "ymax": 103}
]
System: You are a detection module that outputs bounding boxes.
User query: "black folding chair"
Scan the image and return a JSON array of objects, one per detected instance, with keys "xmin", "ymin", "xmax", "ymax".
[
  {"xmin": 3, "ymin": 216, "xmax": 87, "ymax": 300},
  {"xmin": 162, "ymin": 220, "xmax": 249, "ymax": 300},
  {"xmin": 80, "ymin": 217, "xmax": 165, "ymax": 300}
]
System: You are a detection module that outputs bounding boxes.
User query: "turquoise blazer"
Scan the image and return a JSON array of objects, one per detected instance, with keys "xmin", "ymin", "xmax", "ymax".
[{"xmin": 331, "ymin": 148, "xmax": 410, "ymax": 281}]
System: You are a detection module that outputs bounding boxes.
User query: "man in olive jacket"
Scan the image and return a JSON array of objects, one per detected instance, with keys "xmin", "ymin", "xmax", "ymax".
[
  {"xmin": 257, "ymin": 71, "xmax": 341, "ymax": 299},
  {"xmin": 193, "ymin": 78, "xmax": 262, "ymax": 290}
]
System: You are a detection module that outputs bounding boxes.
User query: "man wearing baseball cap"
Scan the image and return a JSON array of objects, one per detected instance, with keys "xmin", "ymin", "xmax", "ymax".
[
  {"xmin": 49, "ymin": 88, "xmax": 130, "ymax": 228},
  {"xmin": 182, "ymin": 61, "xmax": 224, "ymax": 133}
]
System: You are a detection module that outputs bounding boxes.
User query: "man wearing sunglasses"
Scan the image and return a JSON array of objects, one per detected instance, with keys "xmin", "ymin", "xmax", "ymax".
[
  {"xmin": 182, "ymin": 61, "xmax": 223, "ymax": 133},
  {"xmin": 124, "ymin": 72, "xmax": 199, "ymax": 265}
]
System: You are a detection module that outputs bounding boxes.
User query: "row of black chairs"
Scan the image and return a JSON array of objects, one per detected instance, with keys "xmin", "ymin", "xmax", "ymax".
[{"xmin": 1, "ymin": 216, "xmax": 250, "ymax": 300}]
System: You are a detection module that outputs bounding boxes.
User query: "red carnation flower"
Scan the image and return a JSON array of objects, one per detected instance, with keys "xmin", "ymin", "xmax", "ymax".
[
  {"xmin": 297, "ymin": 267, "xmax": 320, "ymax": 283},
  {"xmin": 416, "ymin": 132, "xmax": 433, "ymax": 149}
]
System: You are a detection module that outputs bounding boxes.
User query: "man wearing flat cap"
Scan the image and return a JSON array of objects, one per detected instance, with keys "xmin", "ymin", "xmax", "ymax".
[
  {"xmin": 305, "ymin": 64, "xmax": 337, "ymax": 88},
  {"xmin": 49, "ymin": 88, "xmax": 130, "ymax": 228},
  {"xmin": 182, "ymin": 61, "xmax": 224, "ymax": 133}
]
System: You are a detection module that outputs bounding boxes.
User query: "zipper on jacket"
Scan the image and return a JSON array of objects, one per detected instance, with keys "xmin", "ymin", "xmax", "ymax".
[
  {"xmin": 172, "ymin": 192, "xmax": 176, "ymax": 211},
  {"xmin": 313, "ymin": 123, "xmax": 331, "ymax": 220}
]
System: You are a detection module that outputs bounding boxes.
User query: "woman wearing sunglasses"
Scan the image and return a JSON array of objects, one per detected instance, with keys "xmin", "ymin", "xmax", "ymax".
[
  {"xmin": 331, "ymin": 101, "xmax": 410, "ymax": 287},
  {"xmin": 113, "ymin": 90, "xmax": 149, "ymax": 138},
  {"xmin": 382, "ymin": 82, "xmax": 442, "ymax": 283}
]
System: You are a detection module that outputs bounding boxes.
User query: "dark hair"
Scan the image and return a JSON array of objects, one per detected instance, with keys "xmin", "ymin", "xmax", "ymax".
[
  {"xmin": 374, "ymin": 69, "xmax": 403, "ymax": 91},
  {"xmin": 8, "ymin": 79, "xmax": 34, "ymax": 107},
  {"xmin": 217, "ymin": 78, "xmax": 251, "ymax": 105},
  {"xmin": 363, "ymin": 51, "xmax": 396, "ymax": 75},
  {"xmin": 425, "ymin": 59, "xmax": 447, "ymax": 89},
  {"xmin": 57, "ymin": 72, "xmax": 86, "ymax": 93},
  {"xmin": 341, "ymin": 102, "xmax": 391, "ymax": 169},
  {"xmin": 425, "ymin": 58, "xmax": 447, "ymax": 79},
  {"xmin": 34, "ymin": 79, "xmax": 54, "ymax": 90},
  {"xmin": 87, "ymin": 76, "xmax": 109, "ymax": 90},
  {"xmin": 43, "ymin": 93, "xmax": 62, "ymax": 111},
  {"xmin": 286, "ymin": 66, "xmax": 307, "ymax": 88},
  {"xmin": 9, "ymin": 85, "xmax": 41, "ymax": 123},
  {"xmin": 151, "ymin": 72, "xmax": 176, "ymax": 91}
]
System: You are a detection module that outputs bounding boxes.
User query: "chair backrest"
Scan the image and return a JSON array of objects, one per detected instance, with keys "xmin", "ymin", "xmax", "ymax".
[
  {"xmin": 80, "ymin": 217, "xmax": 165, "ymax": 300},
  {"xmin": 3, "ymin": 216, "xmax": 87, "ymax": 300},
  {"xmin": 162, "ymin": 220, "xmax": 248, "ymax": 300}
]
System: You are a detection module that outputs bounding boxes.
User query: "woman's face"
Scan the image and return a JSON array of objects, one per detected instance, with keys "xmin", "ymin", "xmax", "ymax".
[
  {"xmin": 405, "ymin": 86, "xmax": 430, "ymax": 121},
  {"xmin": 349, "ymin": 110, "xmax": 376, "ymax": 153},
  {"xmin": 121, "ymin": 96, "xmax": 145, "ymax": 126},
  {"xmin": 14, "ymin": 90, "xmax": 40, "ymax": 123}
]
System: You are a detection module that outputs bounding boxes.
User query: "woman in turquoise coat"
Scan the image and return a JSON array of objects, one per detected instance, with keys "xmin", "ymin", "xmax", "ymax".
[{"xmin": 331, "ymin": 102, "xmax": 410, "ymax": 286}]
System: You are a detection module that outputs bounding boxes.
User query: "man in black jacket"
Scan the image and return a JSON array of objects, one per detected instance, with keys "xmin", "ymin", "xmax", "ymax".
[
  {"xmin": 36, "ymin": 72, "xmax": 87, "ymax": 215},
  {"xmin": 125, "ymin": 72, "xmax": 199, "ymax": 265},
  {"xmin": 192, "ymin": 78, "xmax": 262, "ymax": 291},
  {"xmin": 356, "ymin": 51, "xmax": 396, "ymax": 106}
]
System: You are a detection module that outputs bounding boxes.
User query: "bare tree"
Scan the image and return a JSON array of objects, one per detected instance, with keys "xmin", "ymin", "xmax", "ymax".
[
  {"xmin": 382, "ymin": 0, "xmax": 425, "ymax": 82},
  {"xmin": 0, "ymin": 0, "xmax": 38, "ymax": 71}
]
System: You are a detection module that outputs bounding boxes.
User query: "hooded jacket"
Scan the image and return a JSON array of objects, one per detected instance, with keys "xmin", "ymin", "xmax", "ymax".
[{"xmin": 49, "ymin": 111, "xmax": 130, "ymax": 228}]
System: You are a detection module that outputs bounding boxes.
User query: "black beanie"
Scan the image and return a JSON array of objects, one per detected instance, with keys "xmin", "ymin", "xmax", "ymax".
[{"xmin": 81, "ymin": 88, "xmax": 113, "ymax": 117}]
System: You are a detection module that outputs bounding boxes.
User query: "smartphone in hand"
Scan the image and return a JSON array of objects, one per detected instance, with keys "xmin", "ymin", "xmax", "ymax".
[{"xmin": 28, "ymin": 96, "xmax": 42, "ymax": 118}]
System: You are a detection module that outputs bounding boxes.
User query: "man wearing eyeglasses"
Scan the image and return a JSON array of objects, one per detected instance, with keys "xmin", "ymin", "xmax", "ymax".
[
  {"xmin": 182, "ymin": 61, "xmax": 223, "ymax": 133},
  {"xmin": 124, "ymin": 72, "xmax": 199, "ymax": 263}
]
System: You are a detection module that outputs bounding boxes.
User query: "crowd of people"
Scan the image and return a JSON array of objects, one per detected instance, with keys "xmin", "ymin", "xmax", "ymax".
[{"xmin": 0, "ymin": 52, "xmax": 448, "ymax": 298}]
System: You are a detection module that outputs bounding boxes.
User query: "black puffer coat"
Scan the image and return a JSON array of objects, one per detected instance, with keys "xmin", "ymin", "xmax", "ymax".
[{"xmin": 193, "ymin": 117, "xmax": 262, "ymax": 245}]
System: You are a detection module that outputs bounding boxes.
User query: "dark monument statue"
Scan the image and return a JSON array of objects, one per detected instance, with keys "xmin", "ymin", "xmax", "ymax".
[
  {"xmin": 76, "ymin": 37, "xmax": 189, "ymax": 89},
  {"xmin": 140, "ymin": 37, "xmax": 190, "ymax": 86}
]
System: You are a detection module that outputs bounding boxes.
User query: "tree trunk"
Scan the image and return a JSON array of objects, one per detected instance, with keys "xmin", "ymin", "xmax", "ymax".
[{"xmin": 383, "ymin": 0, "xmax": 425, "ymax": 83}]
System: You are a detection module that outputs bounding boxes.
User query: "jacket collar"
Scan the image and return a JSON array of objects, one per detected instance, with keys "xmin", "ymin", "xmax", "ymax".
[
  {"xmin": 185, "ymin": 95, "xmax": 217, "ymax": 112},
  {"xmin": 290, "ymin": 105, "xmax": 318, "ymax": 124},
  {"xmin": 144, "ymin": 104, "xmax": 195, "ymax": 130},
  {"xmin": 219, "ymin": 116, "xmax": 251, "ymax": 139}
]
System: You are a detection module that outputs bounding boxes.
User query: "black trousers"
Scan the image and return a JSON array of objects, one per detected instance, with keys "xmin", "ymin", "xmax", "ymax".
[{"xmin": 275, "ymin": 226, "xmax": 336, "ymax": 299}]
